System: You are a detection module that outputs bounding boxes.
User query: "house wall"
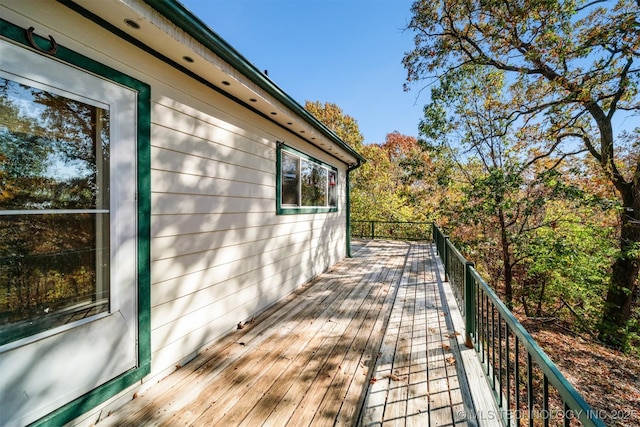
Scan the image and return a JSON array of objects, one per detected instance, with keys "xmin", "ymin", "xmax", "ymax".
[
  {"xmin": 148, "ymin": 94, "xmax": 348, "ymax": 376},
  {"xmin": 0, "ymin": 0, "xmax": 349, "ymax": 402}
]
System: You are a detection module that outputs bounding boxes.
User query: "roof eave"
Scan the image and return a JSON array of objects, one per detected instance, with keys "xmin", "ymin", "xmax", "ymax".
[{"xmin": 142, "ymin": 0, "xmax": 365, "ymax": 166}]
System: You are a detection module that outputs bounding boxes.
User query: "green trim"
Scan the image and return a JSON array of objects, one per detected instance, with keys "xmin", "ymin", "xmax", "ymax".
[
  {"xmin": 279, "ymin": 207, "xmax": 337, "ymax": 215},
  {"xmin": 137, "ymin": 84, "xmax": 152, "ymax": 375},
  {"xmin": 276, "ymin": 143, "xmax": 338, "ymax": 215},
  {"xmin": 280, "ymin": 144, "xmax": 337, "ymax": 171},
  {"xmin": 346, "ymin": 164, "xmax": 361, "ymax": 257},
  {"xmin": 142, "ymin": 0, "xmax": 365, "ymax": 167},
  {"xmin": 0, "ymin": 18, "xmax": 151, "ymax": 427},
  {"xmin": 346, "ymin": 170, "xmax": 352, "ymax": 257}
]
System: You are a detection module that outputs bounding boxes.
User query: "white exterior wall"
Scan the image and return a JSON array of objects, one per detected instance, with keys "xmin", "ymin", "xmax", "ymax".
[
  {"xmin": 147, "ymin": 98, "xmax": 348, "ymax": 374},
  {"xmin": 0, "ymin": 0, "xmax": 350, "ymax": 398}
]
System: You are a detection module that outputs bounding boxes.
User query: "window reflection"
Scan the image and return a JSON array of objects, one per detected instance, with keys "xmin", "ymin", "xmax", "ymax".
[
  {"xmin": 281, "ymin": 152, "xmax": 299, "ymax": 206},
  {"xmin": 0, "ymin": 77, "xmax": 109, "ymax": 210},
  {"xmin": 328, "ymin": 170, "xmax": 337, "ymax": 207},
  {"xmin": 0, "ymin": 77, "xmax": 110, "ymax": 345},
  {"xmin": 301, "ymin": 160, "xmax": 326, "ymax": 207},
  {"xmin": 278, "ymin": 146, "xmax": 337, "ymax": 211}
]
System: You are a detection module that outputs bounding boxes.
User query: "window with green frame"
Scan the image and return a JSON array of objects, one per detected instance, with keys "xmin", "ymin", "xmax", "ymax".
[{"xmin": 277, "ymin": 143, "xmax": 338, "ymax": 214}]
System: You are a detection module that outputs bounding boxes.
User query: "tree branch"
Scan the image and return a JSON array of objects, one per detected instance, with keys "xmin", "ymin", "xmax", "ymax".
[{"xmin": 607, "ymin": 58, "xmax": 634, "ymax": 121}]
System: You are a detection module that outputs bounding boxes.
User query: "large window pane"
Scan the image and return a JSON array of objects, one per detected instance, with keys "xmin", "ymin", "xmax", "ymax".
[
  {"xmin": 328, "ymin": 170, "xmax": 337, "ymax": 207},
  {"xmin": 0, "ymin": 77, "xmax": 109, "ymax": 210},
  {"xmin": 0, "ymin": 214, "xmax": 110, "ymax": 344},
  {"xmin": 281, "ymin": 152, "xmax": 299, "ymax": 206},
  {"xmin": 277, "ymin": 145, "xmax": 338, "ymax": 213},
  {"xmin": 0, "ymin": 76, "xmax": 110, "ymax": 345},
  {"xmin": 301, "ymin": 160, "xmax": 327, "ymax": 207}
]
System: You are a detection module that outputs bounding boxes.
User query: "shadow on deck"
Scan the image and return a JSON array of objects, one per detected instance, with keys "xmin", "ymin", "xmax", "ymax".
[{"xmin": 97, "ymin": 240, "xmax": 499, "ymax": 427}]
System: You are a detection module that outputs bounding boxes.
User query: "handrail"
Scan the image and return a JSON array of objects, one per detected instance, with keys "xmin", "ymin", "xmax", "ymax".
[
  {"xmin": 433, "ymin": 224, "xmax": 605, "ymax": 427},
  {"xmin": 351, "ymin": 220, "xmax": 431, "ymax": 241}
]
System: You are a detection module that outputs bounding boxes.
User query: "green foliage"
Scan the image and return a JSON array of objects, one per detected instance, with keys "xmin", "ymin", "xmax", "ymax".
[
  {"xmin": 404, "ymin": 0, "xmax": 640, "ymax": 348},
  {"xmin": 516, "ymin": 205, "xmax": 615, "ymax": 326},
  {"xmin": 350, "ymin": 143, "xmax": 416, "ymax": 221},
  {"xmin": 350, "ymin": 132, "xmax": 451, "ymax": 223}
]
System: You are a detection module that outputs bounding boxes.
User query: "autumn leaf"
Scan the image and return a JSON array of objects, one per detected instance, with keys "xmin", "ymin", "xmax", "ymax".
[{"xmin": 384, "ymin": 373, "xmax": 406, "ymax": 381}]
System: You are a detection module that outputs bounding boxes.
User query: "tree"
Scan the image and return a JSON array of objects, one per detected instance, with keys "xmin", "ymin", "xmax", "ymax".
[
  {"xmin": 517, "ymin": 202, "xmax": 615, "ymax": 330},
  {"xmin": 350, "ymin": 143, "xmax": 415, "ymax": 221},
  {"xmin": 404, "ymin": 0, "xmax": 640, "ymax": 347},
  {"xmin": 304, "ymin": 101, "xmax": 364, "ymax": 151},
  {"xmin": 349, "ymin": 131, "xmax": 445, "ymax": 223},
  {"xmin": 380, "ymin": 131, "xmax": 443, "ymax": 216},
  {"xmin": 423, "ymin": 65, "xmax": 583, "ymax": 306}
]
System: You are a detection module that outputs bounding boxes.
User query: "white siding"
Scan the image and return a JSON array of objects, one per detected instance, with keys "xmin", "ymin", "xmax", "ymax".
[
  {"xmin": 0, "ymin": 0, "xmax": 350, "ymax": 390},
  {"xmin": 146, "ymin": 75, "xmax": 349, "ymax": 375}
]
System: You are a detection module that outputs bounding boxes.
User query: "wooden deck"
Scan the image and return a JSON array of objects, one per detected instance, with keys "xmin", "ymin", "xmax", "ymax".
[{"xmin": 98, "ymin": 240, "xmax": 497, "ymax": 427}]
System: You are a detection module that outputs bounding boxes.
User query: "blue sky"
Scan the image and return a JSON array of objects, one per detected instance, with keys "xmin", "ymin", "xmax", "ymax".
[{"xmin": 179, "ymin": 0, "xmax": 423, "ymax": 145}]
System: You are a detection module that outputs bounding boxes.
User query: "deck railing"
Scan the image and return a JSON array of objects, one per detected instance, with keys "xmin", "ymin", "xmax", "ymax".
[
  {"xmin": 350, "ymin": 220, "xmax": 431, "ymax": 241},
  {"xmin": 433, "ymin": 224, "xmax": 605, "ymax": 427}
]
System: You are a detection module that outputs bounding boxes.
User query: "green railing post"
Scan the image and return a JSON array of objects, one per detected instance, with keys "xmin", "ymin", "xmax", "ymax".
[
  {"xmin": 370, "ymin": 221, "xmax": 375, "ymax": 240},
  {"xmin": 443, "ymin": 236, "xmax": 450, "ymax": 282},
  {"xmin": 464, "ymin": 260, "xmax": 475, "ymax": 348}
]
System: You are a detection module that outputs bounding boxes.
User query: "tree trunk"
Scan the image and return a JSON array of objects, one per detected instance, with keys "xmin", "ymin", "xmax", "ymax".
[
  {"xmin": 600, "ymin": 184, "xmax": 640, "ymax": 348},
  {"xmin": 498, "ymin": 208, "xmax": 514, "ymax": 308},
  {"xmin": 536, "ymin": 280, "xmax": 547, "ymax": 318}
]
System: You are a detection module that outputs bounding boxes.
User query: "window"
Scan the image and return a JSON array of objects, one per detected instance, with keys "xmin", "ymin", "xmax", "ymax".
[
  {"xmin": 0, "ymin": 33, "xmax": 145, "ymax": 351},
  {"xmin": 0, "ymin": 74, "xmax": 113, "ymax": 344},
  {"xmin": 277, "ymin": 144, "xmax": 338, "ymax": 214}
]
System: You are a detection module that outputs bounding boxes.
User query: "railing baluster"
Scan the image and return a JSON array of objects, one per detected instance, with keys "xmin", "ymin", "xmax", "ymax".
[
  {"xmin": 527, "ymin": 352, "xmax": 534, "ymax": 427},
  {"xmin": 498, "ymin": 313, "xmax": 503, "ymax": 407},
  {"xmin": 487, "ymin": 298, "xmax": 496, "ymax": 391},
  {"xmin": 506, "ymin": 327, "xmax": 512, "ymax": 426},
  {"xmin": 515, "ymin": 337, "xmax": 521, "ymax": 427},
  {"xmin": 543, "ymin": 374, "xmax": 549, "ymax": 427},
  {"xmin": 464, "ymin": 261, "xmax": 475, "ymax": 348},
  {"xmin": 482, "ymin": 291, "xmax": 487, "ymax": 366},
  {"xmin": 476, "ymin": 281, "xmax": 480, "ymax": 349}
]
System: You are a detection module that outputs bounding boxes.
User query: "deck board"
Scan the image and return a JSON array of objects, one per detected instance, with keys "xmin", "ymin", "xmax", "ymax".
[{"xmin": 98, "ymin": 240, "xmax": 499, "ymax": 427}]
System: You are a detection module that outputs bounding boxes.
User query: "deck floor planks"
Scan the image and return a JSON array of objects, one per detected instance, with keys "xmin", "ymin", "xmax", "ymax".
[
  {"xmin": 424, "ymin": 243, "xmax": 458, "ymax": 427},
  {"xmin": 209, "ymin": 247, "xmax": 400, "ymax": 426},
  {"xmin": 406, "ymin": 245, "xmax": 432, "ymax": 426},
  {"xmin": 257, "ymin": 245, "xmax": 408, "ymax": 427},
  {"xmin": 158, "ymin": 275, "xmax": 346, "ymax": 426},
  {"xmin": 102, "ymin": 257, "xmax": 364, "ymax": 427},
  {"xmin": 97, "ymin": 240, "xmax": 496, "ymax": 427},
  {"xmin": 172, "ymin": 246, "xmax": 384, "ymax": 426},
  {"xmin": 360, "ymin": 242, "xmax": 471, "ymax": 427},
  {"xmin": 319, "ymin": 245, "xmax": 408, "ymax": 426},
  {"xmin": 285, "ymin": 244, "xmax": 408, "ymax": 426},
  {"xmin": 382, "ymin": 247, "xmax": 418, "ymax": 426}
]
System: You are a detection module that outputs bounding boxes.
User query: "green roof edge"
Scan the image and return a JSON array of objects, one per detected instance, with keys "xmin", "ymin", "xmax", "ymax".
[{"xmin": 143, "ymin": 0, "xmax": 365, "ymax": 166}]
